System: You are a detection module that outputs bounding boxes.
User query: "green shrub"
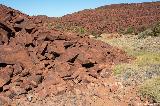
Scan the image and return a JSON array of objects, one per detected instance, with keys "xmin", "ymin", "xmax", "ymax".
[
  {"xmin": 71, "ymin": 26, "xmax": 86, "ymax": 34},
  {"xmin": 139, "ymin": 26, "xmax": 147, "ymax": 32},
  {"xmin": 134, "ymin": 26, "xmax": 147, "ymax": 35},
  {"xmin": 54, "ymin": 24, "xmax": 62, "ymax": 29},
  {"xmin": 124, "ymin": 27, "xmax": 135, "ymax": 34},
  {"xmin": 48, "ymin": 23, "xmax": 54, "ymax": 29},
  {"xmin": 118, "ymin": 28, "xmax": 125, "ymax": 34},
  {"xmin": 91, "ymin": 31, "xmax": 100, "ymax": 38},
  {"xmin": 118, "ymin": 27, "xmax": 135, "ymax": 35},
  {"xmin": 139, "ymin": 77, "xmax": 160, "ymax": 103},
  {"xmin": 79, "ymin": 27, "xmax": 86, "ymax": 34},
  {"xmin": 135, "ymin": 52, "xmax": 160, "ymax": 66},
  {"xmin": 138, "ymin": 22, "xmax": 160, "ymax": 39}
]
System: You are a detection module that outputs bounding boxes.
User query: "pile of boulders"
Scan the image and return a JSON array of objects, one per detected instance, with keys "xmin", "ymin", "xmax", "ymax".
[{"xmin": 0, "ymin": 4, "xmax": 130, "ymax": 105}]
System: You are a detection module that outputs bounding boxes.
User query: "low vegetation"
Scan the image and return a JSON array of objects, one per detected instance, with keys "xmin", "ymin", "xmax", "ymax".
[
  {"xmin": 54, "ymin": 23, "xmax": 87, "ymax": 35},
  {"xmin": 139, "ymin": 77, "xmax": 160, "ymax": 103},
  {"xmin": 118, "ymin": 22, "xmax": 160, "ymax": 39},
  {"xmin": 123, "ymin": 27, "xmax": 135, "ymax": 35},
  {"xmin": 138, "ymin": 22, "xmax": 160, "ymax": 38},
  {"xmin": 48, "ymin": 23, "xmax": 54, "ymax": 30},
  {"xmin": 96, "ymin": 33, "xmax": 160, "ymax": 103},
  {"xmin": 54, "ymin": 23, "xmax": 62, "ymax": 29},
  {"xmin": 75, "ymin": 27, "xmax": 86, "ymax": 34}
]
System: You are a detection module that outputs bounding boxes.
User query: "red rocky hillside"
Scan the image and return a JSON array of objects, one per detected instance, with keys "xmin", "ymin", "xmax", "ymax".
[
  {"xmin": 0, "ymin": 4, "xmax": 131, "ymax": 105},
  {"xmin": 55, "ymin": 1, "xmax": 160, "ymax": 34}
]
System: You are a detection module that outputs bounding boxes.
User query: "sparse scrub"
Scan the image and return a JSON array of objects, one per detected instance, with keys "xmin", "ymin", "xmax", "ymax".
[
  {"xmin": 79, "ymin": 27, "xmax": 86, "ymax": 34},
  {"xmin": 152, "ymin": 22, "xmax": 160, "ymax": 36},
  {"xmin": 113, "ymin": 63, "xmax": 135, "ymax": 75},
  {"xmin": 113, "ymin": 52, "xmax": 160, "ymax": 75},
  {"xmin": 54, "ymin": 25, "xmax": 87, "ymax": 34},
  {"xmin": 123, "ymin": 27, "xmax": 135, "ymax": 34},
  {"xmin": 97, "ymin": 33, "xmax": 160, "ymax": 103},
  {"xmin": 139, "ymin": 77, "xmax": 160, "ymax": 103},
  {"xmin": 70, "ymin": 26, "xmax": 86, "ymax": 34},
  {"xmin": 138, "ymin": 26, "xmax": 147, "ymax": 33},
  {"xmin": 118, "ymin": 28, "xmax": 125, "ymax": 34},
  {"xmin": 91, "ymin": 31, "xmax": 100, "ymax": 38},
  {"xmin": 138, "ymin": 22, "xmax": 160, "ymax": 38},
  {"xmin": 48, "ymin": 23, "xmax": 54, "ymax": 29},
  {"xmin": 138, "ymin": 29, "xmax": 154, "ymax": 38},
  {"xmin": 54, "ymin": 23, "xmax": 62, "ymax": 29},
  {"xmin": 135, "ymin": 52, "xmax": 160, "ymax": 66}
]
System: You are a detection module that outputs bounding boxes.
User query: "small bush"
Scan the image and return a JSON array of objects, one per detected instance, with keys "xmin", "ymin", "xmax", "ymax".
[
  {"xmin": 135, "ymin": 52, "xmax": 160, "ymax": 66},
  {"xmin": 113, "ymin": 64, "xmax": 125, "ymax": 75},
  {"xmin": 54, "ymin": 24, "xmax": 62, "ymax": 29},
  {"xmin": 79, "ymin": 27, "xmax": 86, "ymax": 34},
  {"xmin": 138, "ymin": 22, "xmax": 160, "ymax": 39},
  {"xmin": 139, "ymin": 26, "xmax": 147, "ymax": 33},
  {"xmin": 71, "ymin": 26, "xmax": 86, "ymax": 34},
  {"xmin": 91, "ymin": 31, "xmax": 100, "ymax": 38},
  {"xmin": 118, "ymin": 28, "xmax": 125, "ymax": 34},
  {"xmin": 134, "ymin": 26, "xmax": 147, "ymax": 35},
  {"xmin": 153, "ymin": 23, "xmax": 160, "ymax": 37},
  {"xmin": 138, "ymin": 29, "xmax": 154, "ymax": 39},
  {"xmin": 48, "ymin": 23, "xmax": 54, "ymax": 29},
  {"xmin": 139, "ymin": 77, "xmax": 160, "ymax": 103},
  {"xmin": 124, "ymin": 27, "xmax": 135, "ymax": 34},
  {"xmin": 118, "ymin": 27, "xmax": 135, "ymax": 34}
]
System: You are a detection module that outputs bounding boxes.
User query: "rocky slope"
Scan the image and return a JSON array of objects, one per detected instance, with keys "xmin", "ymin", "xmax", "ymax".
[
  {"xmin": 0, "ymin": 4, "xmax": 131, "ymax": 105},
  {"xmin": 1, "ymin": 1, "xmax": 160, "ymax": 105},
  {"xmin": 55, "ymin": 1, "xmax": 160, "ymax": 35}
]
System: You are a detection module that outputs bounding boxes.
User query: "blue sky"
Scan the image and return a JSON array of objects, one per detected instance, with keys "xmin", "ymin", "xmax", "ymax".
[{"xmin": 0, "ymin": 0, "xmax": 157, "ymax": 17}]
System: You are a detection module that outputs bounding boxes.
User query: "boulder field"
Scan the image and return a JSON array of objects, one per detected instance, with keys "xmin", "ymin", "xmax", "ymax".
[{"xmin": 0, "ymin": 4, "xmax": 131, "ymax": 105}]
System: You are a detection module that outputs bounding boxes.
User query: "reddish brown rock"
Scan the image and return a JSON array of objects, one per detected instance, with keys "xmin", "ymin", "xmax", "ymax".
[
  {"xmin": 43, "ymin": 71, "xmax": 63, "ymax": 86},
  {"xmin": 54, "ymin": 62, "xmax": 71, "ymax": 77},
  {"xmin": 0, "ymin": 4, "xmax": 133, "ymax": 104},
  {"xmin": 0, "ymin": 45, "xmax": 34, "ymax": 69},
  {"xmin": 0, "ymin": 93, "xmax": 11, "ymax": 105},
  {"xmin": 56, "ymin": 2, "xmax": 160, "ymax": 34},
  {"xmin": 29, "ymin": 75, "xmax": 43, "ymax": 87},
  {"xmin": 12, "ymin": 64, "xmax": 23, "ymax": 76},
  {"xmin": 0, "ymin": 66, "xmax": 13, "ymax": 87},
  {"xmin": 10, "ymin": 86, "xmax": 26, "ymax": 95}
]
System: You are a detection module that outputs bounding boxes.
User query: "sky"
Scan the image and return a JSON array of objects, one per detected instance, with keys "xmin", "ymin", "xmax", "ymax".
[{"xmin": 0, "ymin": 0, "xmax": 158, "ymax": 17}]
